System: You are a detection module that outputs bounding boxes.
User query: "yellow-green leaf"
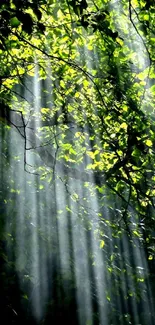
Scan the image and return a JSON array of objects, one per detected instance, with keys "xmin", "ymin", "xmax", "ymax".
[
  {"xmin": 100, "ymin": 240, "xmax": 105, "ymax": 249},
  {"xmin": 148, "ymin": 255, "xmax": 153, "ymax": 261},
  {"xmin": 145, "ymin": 139, "xmax": 152, "ymax": 147}
]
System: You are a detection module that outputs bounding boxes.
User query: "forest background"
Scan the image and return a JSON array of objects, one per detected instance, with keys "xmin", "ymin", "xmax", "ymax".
[{"xmin": 0, "ymin": 0, "xmax": 155, "ymax": 324}]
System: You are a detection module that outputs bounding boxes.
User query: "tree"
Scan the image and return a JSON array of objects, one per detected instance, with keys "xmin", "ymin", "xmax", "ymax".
[{"xmin": 0, "ymin": 0, "xmax": 155, "ymax": 324}]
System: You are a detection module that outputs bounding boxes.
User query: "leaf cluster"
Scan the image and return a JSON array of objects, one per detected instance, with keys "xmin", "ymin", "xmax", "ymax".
[{"xmin": 0, "ymin": 0, "xmax": 45, "ymax": 49}]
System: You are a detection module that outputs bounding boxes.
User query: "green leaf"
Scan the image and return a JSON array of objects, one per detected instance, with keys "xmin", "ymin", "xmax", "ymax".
[
  {"xmin": 150, "ymin": 85, "xmax": 155, "ymax": 94},
  {"xmin": 10, "ymin": 17, "xmax": 20, "ymax": 28},
  {"xmin": 106, "ymin": 295, "xmax": 111, "ymax": 301},
  {"xmin": 133, "ymin": 230, "xmax": 140, "ymax": 237}
]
